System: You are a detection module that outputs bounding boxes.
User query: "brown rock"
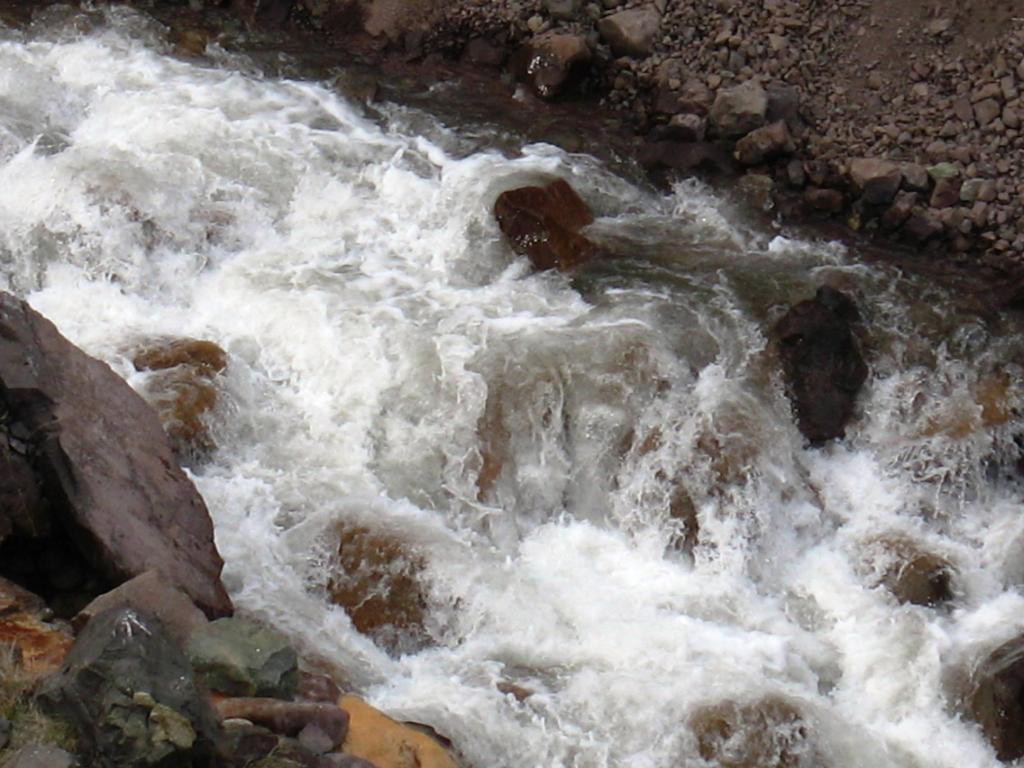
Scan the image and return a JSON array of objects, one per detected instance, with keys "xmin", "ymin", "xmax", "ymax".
[
  {"xmin": 0, "ymin": 441, "xmax": 47, "ymax": 541},
  {"xmin": 930, "ymin": 177, "xmax": 962, "ymax": 208},
  {"xmin": 217, "ymin": 698, "xmax": 349, "ymax": 746},
  {"xmin": 803, "ymin": 187, "xmax": 844, "ymax": 213},
  {"xmin": 848, "ymin": 158, "xmax": 902, "ymax": 205},
  {"xmin": 340, "ymin": 696, "xmax": 457, "ymax": 768},
  {"xmin": 709, "ymin": 80, "xmax": 768, "ymax": 138},
  {"xmin": 460, "ymin": 38, "xmax": 505, "ymax": 68},
  {"xmin": 0, "ymin": 294, "xmax": 231, "ymax": 618},
  {"xmin": 511, "ymin": 33, "xmax": 590, "ymax": 99},
  {"xmin": 953, "ymin": 96, "xmax": 974, "ymax": 122},
  {"xmin": 691, "ymin": 696, "xmax": 814, "ymax": 768},
  {"xmin": 967, "ymin": 636, "xmax": 1024, "ymax": 761},
  {"xmin": 900, "ymin": 164, "xmax": 931, "ymax": 192},
  {"xmin": 133, "ymin": 337, "xmax": 228, "ymax": 461},
  {"xmin": 666, "ymin": 113, "xmax": 707, "ymax": 142},
  {"xmin": 975, "ymin": 98, "xmax": 1002, "ymax": 126},
  {"xmin": 774, "ymin": 287, "xmax": 867, "ymax": 444},
  {"xmin": 327, "ymin": 525, "xmax": 429, "ymax": 654},
  {"xmin": 865, "ymin": 537, "xmax": 953, "ymax": 607},
  {"xmin": 734, "ymin": 121, "xmax": 794, "ymax": 165},
  {"xmin": 881, "ymin": 191, "xmax": 917, "ymax": 230},
  {"xmin": 493, "ymin": 179, "xmax": 597, "ymax": 271},
  {"xmin": 0, "ymin": 576, "xmax": 73, "ymax": 679},
  {"xmin": 902, "ymin": 207, "xmax": 943, "ymax": 241},
  {"xmin": 597, "ymin": 6, "xmax": 660, "ymax": 57}
]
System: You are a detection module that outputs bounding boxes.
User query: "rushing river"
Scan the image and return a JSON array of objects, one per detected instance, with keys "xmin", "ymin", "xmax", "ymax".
[{"xmin": 3, "ymin": 7, "xmax": 1024, "ymax": 768}]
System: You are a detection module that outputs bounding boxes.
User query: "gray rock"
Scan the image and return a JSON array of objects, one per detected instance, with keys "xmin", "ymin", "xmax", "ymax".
[
  {"xmin": 597, "ymin": 6, "xmax": 660, "ymax": 57},
  {"xmin": 37, "ymin": 607, "xmax": 219, "ymax": 768},
  {"xmin": 0, "ymin": 293, "xmax": 231, "ymax": 618},
  {"xmin": 900, "ymin": 164, "xmax": 931, "ymax": 192},
  {"xmin": 666, "ymin": 113, "xmax": 706, "ymax": 142},
  {"xmin": 74, "ymin": 571, "xmax": 208, "ymax": 647},
  {"xmin": 709, "ymin": 80, "xmax": 768, "ymax": 138},
  {"xmin": 975, "ymin": 98, "xmax": 1001, "ymax": 126},
  {"xmin": 849, "ymin": 158, "xmax": 903, "ymax": 205},
  {"xmin": 544, "ymin": 0, "xmax": 580, "ymax": 20},
  {"xmin": 188, "ymin": 618, "xmax": 298, "ymax": 699},
  {"xmin": 733, "ymin": 121, "xmax": 794, "ymax": 165},
  {"xmin": 297, "ymin": 724, "xmax": 334, "ymax": 756},
  {"xmin": 1, "ymin": 745, "xmax": 77, "ymax": 768}
]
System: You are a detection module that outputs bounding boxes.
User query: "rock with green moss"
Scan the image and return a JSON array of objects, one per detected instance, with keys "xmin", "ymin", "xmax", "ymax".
[
  {"xmin": 187, "ymin": 618, "xmax": 297, "ymax": 699},
  {"xmin": 37, "ymin": 607, "xmax": 219, "ymax": 768}
]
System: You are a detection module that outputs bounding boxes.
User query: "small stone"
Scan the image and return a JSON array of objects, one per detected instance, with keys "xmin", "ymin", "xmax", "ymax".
[
  {"xmin": 953, "ymin": 96, "xmax": 974, "ymax": 122},
  {"xmin": 960, "ymin": 178, "xmax": 994, "ymax": 203},
  {"xmin": 804, "ymin": 187, "xmax": 844, "ymax": 212},
  {"xmin": 543, "ymin": 0, "xmax": 580, "ymax": 20},
  {"xmin": 786, "ymin": 158, "xmax": 806, "ymax": 188},
  {"xmin": 666, "ymin": 113, "xmax": 706, "ymax": 142},
  {"xmin": 527, "ymin": 14, "xmax": 545, "ymax": 33},
  {"xmin": 849, "ymin": 158, "xmax": 903, "ymax": 205},
  {"xmin": 1004, "ymin": 106, "xmax": 1021, "ymax": 129},
  {"xmin": 927, "ymin": 162, "xmax": 960, "ymax": 181},
  {"xmin": 298, "ymin": 723, "xmax": 335, "ymax": 756},
  {"xmin": 734, "ymin": 120, "xmax": 794, "ymax": 165},
  {"xmin": 975, "ymin": 98, "xmax": 1002, "ymax": 126},
  {"xmin": 931, "ymin": 177, "xmax": 962, "ymax": 208},
  {"xmin": 901, "ymin": 164, "xmax": 930, "ymax": 192},
  {"xmin": 597, "ymin": 6, "xmax": 661, "ymax": 57},
  {"xmin": 709, "ymin": 80, "xmax": 768, "ymax": 137},
  {"xmin": 866, "ymin": 72, "xmax": 883, "ymax": 90},
  {"xmin": 903, "ymin": 207, "xmax": 944, "ymax": 241},
  {"xmin": 881, "ymin": 191, "xmax": 917, "ymax": 230}
]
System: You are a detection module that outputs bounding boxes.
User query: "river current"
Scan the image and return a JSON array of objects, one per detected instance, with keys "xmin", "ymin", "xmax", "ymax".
[{"xmin": 2, "ymin": 7, "xmax": 1024, "ymax": 768}]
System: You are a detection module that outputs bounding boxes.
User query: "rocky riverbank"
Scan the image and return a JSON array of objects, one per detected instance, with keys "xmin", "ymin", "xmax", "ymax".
[{"xmin": 177, "ymin": 0, "xmax": 1024, "ymax": 278}]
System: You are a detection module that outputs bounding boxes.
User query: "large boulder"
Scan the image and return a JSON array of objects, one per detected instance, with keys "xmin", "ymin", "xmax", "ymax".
[
  {"xmin": 0, "ymin": 293, "xmax": 231, "ymax": 618},
  {"xmin": 493, "ymin": 179, "xmax": 597, "ymax": 271},
  {"xmin": 510, "ymin": 33, "xmax": 591, "ymax": 99},
  {"xmin": 187, "ymin": 618, "xmax": 298, "ymax": 699},
  {"xmin": 967, "ymin": 636, "xmax": 1024, "ymax": 761},
  {"xmin": 38, "ymin": 607, "xmax": 220, "ymax": 768},
  {"xmin": 774, "ymin": 287, "xmax": 867, "ymax": 444},
  {"xmin": 709, "ymin": 81, "xmax": 768, "ymax": 138},
  {"xmin": 597, "ymin": 6, "xmax": 661, "ymax": 58}
]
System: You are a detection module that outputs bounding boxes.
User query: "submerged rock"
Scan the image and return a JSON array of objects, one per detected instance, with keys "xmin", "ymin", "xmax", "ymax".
[
  {"xmin": 326, "ymin": 525, "xmax": 429, "ymax": 655},
  {"xmin": 690, "ymin": 696, "xmax": 816, "ymax": 768},
  {"xmin": 0, "ymin": 294, "xmax": 231, "ymax": 618},
  {"xmin": 38, "ymin": 607, "xmax": 220, "ymax": 768},
  {"xmin": 967, "ymin": 636, "xmax": 1024, "ymax": 761},
  {"xmin": 132, "ymin": 337, "xmax": 229, "ymax": 462},
  {"xmin": 187, "ymin": 617, "xmax": 298, "ymax": 699},
  {"xmin": 493, "ymin": 179, "xmax": 597, "ymax": 271},
  {"xmin": 339, "ymin": 696, "xmax": 457, "ymax": 768},
  {"xmin": 864, "ymin": 537, "xmax": 954, "ymax": 607},
  {"xmin": 774, "ymin": 286, "xmax": 867, "ymax": 444}
]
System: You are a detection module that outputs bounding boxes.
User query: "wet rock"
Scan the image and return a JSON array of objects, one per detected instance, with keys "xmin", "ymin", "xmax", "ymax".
[
  {"xmin": 690, "ymin": 696, "xmax": 814, "ymax": 768},
  {"xmin": 327, "ymin": 525, "xmax": 429, "ymax": 655},
  {"xmin": 803, "ymin": 187, "xmax": 844, "ymax": 213},
  {"xmin": 865, "ymin": 537, "xmax": 953, "ymax": 607},
  {"xmin": 734, "ymin": 121, "xmax": 794, "ymax": 165},
  {"xmin": 709, "ymin": 81, "xmax": 768, "ymax": 138},
  {"xmin": 38, "ymin": 607, "xmax": 219, "ymax": 768},
  {"xmin": 774, "ymin": 287, "xmax": 867, "ymax": 444},
  {"xmin": 132, "ymin": 337, "xmax": 228, "ymax": 461},
  {"xmin": 665, "ymin": 113, "xmax": 706, "ymax": 142},
  {"xmin": 493, "ymin": 179, "xmax": 597, "ymax": 271},
  {"xmin": 73, "ymin": 570, "xmax": 208, "ymax": 647},
  {"xmin": 0, "ymin": 576, "xmax": 74, "ymax": 680},
  {"xmin": 597, "ymin": 6, "xmax": 660, "ymax": 57},
  {"xmin": 848, "ymin": 158, "xmax": 902, "ymax": 205},
  {"xmin": 1, "ymin": 745, "xmax": 78, "ymax": 768},
  {"xmin": 188, "ymin": 617, "xmax": 298, "ymax": 699},
  {"xmin": 0, "ymin": 294, "xmax": 231, "ymax": 618},
  {"xmin": 967, "ymin": 635, "xmax": 1024, "ymax": 761},
  {"xmin": 511, "ymin": 33, "xmax": 590, "ymax": 99},
  {"xmin": 216, "ymin": 699, "xmax": 348, "ymax": 747},
  {"xmin": 339, "ymin": 696, "xmax": 457, "ymax": 768}
]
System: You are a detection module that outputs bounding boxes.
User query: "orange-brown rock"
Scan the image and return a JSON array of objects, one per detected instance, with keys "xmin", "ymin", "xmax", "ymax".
[
  {"xmin": 132, "ymin": 337, "xmax": 228, "ymax": 460},
  {"xmin": 0, "ymin": 577, "xmax": 73, "ymax": 680},
  {"xmin": 339, "ymin": 695, "xmax": 458, "ymax": 768},
  {"xmin": 493, "ymin": 179, "xmax": 597, "ymax": 271},
  {"xmin": 327, "ymin": 525, "xmax": 429, "ymax": 654},
  {"xmin": 690, "ymin": 696, "xmax": 814, "ymax": 768}
]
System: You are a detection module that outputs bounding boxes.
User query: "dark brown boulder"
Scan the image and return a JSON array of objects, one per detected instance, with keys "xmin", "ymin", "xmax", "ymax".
[
  {"xmin": 774, "ymin": 287, "xmax": 867, "ymax": 444},
  {"xmin": 0, "ymin": 293, "xmax": 231, "ymax": 618},
  {"xmin": 967, "ymin": 636, "xmax": 1024, "ymax": 761},
  {"xmin": 493, "ymin": 179, "xmax": 597, "ymax": 271},
  {"xmin": 510, "ymin": 33, "xmax": 591, "ymax": 99}
]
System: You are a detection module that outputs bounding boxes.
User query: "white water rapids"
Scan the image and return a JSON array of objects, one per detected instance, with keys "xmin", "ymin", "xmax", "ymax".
[{"xmin": 3, "ymin": 7, "xmax": 1024, "ymax": 768}]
